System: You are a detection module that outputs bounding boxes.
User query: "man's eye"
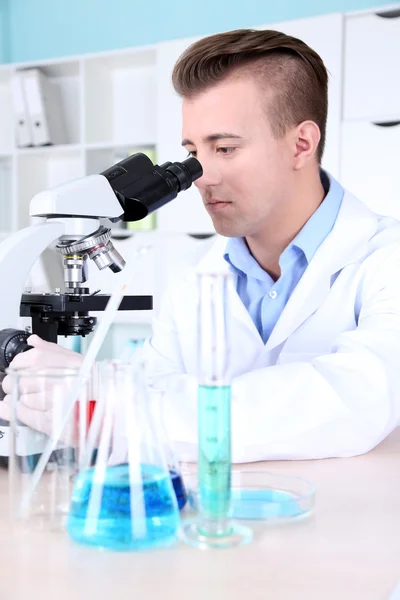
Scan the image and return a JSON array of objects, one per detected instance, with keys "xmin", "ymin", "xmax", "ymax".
[
  {"xmin": 187, "ymin": 150, "xmax": 197, "ymax": 157},
  {"xmin": 217, "ymin": 147, "xmax": 235, "ymax": 155}
]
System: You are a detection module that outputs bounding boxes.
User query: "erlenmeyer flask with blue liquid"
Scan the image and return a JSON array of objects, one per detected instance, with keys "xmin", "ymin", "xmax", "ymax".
[
  {"xmin": 120, "ymin": 340, "xmax": 187, "ymax": 511},
  {"xmin": 66, "ymin": 359, "xmax": 180, "ymax": 551},
  {"xmin": 145, "ymin": 375, "xmax": 187, "ymax": 511}
]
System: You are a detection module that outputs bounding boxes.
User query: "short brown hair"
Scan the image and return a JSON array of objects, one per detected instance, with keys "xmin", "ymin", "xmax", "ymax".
[{"xmin": 172, "ymin": 29, "xmax": 329, "ymax": 163}]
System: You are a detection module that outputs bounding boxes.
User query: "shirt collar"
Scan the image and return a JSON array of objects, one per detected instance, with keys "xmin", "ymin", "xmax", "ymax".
[
  {"xmin": 224, "ymin": 236, "xmax": 264, "ymax": 280},
  {"xmin": 289, "ymin": 169, "xmax": 344, "ymax": 264},
  {"xmin": 224, "ymin": 169, "xmax": 344, "ymax": 275}
]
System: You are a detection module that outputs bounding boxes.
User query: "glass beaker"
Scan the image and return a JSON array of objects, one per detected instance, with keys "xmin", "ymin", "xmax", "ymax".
[
  {"xmin": 66, "ymin": 359, "xmax": 180, "ymax": 551},
  {"xmin": 6, "ymin": 366, "xmax": 88, "ymax": 530},
  {"xmin": 180, "ymin": 272, "xmax": 253, "ymax": 549}
]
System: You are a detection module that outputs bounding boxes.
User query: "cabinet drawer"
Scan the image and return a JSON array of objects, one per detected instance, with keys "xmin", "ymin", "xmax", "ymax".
[
  {"xmin": 344, "ymin": 11, "xmax": 400, "ymax": 121},
  {"xmin": 340, "ymin": 121, "xmax": 400, "ymax": 218}
]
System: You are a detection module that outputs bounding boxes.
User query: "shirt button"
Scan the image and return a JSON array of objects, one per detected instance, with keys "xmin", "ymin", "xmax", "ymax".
[{"xmin": 268, "ymin": 290, "xmax": 278, "ymax": 299}]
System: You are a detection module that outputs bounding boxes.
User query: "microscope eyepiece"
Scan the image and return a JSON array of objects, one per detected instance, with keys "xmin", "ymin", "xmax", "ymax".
[
  {"xmin": 101, "ymin": 153, "xmax": 203, "ymax": 223},
  {"xmin": 163, "ymin": 156, "xmax": 203, "ymax": 193}
]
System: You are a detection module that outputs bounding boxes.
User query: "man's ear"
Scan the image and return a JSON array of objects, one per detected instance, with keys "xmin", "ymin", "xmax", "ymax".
[{"xmin": 292, "ymin": 120, "xmax": 321, "ymax": 169}]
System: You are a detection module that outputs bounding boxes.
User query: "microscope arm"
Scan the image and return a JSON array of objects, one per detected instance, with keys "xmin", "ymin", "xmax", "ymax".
[{"xmin": 0, "ymin": 221, "xmax": 65, "ymax": 332}]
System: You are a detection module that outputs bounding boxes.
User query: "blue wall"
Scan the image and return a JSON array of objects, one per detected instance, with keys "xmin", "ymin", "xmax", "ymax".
[
  {"xmin": 3, "ymin": 0, "xmax": 397, "ymax": 64},
  {"xmin": 0, "ymin": 0, "xmax": 10, "ymax": 63}
]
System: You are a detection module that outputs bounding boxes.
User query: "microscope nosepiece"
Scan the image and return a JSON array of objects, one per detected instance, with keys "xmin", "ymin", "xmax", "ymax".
[{"xmin": 56, "ymin": 226, "xmax": 126, "ymax": 277}]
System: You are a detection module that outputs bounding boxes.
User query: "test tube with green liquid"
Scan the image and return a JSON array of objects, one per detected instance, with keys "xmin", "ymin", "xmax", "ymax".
[{"xmin": 181, "ymin": 272, "xmax": 252, "ymax": 549}]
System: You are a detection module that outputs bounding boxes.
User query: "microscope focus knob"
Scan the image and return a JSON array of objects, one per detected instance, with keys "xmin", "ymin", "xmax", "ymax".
[{"xmin": 0, "ymin": 329, "xmax": 33, "ymax": 371}]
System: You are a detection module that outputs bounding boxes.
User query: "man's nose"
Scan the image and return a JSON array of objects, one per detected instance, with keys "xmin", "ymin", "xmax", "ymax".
[{"xmin": 193, "ymin": 156, "xmax": 222, "ymax": 189}]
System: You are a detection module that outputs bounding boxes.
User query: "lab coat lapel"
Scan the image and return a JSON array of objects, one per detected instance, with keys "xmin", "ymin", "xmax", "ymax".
[
  {"xmin": 264, "ymin": 191, "xmax": 379, "ymax": 351},
  {"xmin": 195, "ymin": 192, "xmax": 379, "ymax": 352},
  {"xmin": 196, "ymin": 236, "xmax": 263, "ymax": 342}
]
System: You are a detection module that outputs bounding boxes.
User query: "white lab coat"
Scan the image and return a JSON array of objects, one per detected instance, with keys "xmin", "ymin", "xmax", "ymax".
[{"xmin": 144, "ymin": 189, "xmax": 400, "ymax": 462}]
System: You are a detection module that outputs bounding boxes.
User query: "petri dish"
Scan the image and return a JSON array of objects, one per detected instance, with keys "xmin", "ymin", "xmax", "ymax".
[{"xmin": 183, "ymin": 470, "xmax": 316, "ymax": 522}]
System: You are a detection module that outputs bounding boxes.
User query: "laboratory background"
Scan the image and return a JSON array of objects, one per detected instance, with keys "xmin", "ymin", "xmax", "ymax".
[
  {"xmin": 0, "ymin": 0, "xmax": 398, "ymax": 358},
  {"xmin": 1, "ymin": 2, "xmax": 400, "ymax": 598}
]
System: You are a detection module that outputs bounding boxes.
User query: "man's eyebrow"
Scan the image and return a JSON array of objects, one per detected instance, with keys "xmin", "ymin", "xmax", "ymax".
[{"xmin": 181, "ymin": 133, "xmax": 243, "ymax": 146}]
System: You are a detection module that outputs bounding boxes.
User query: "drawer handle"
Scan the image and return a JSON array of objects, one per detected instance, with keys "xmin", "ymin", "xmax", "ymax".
[
  {"xmin": 187, "ymin": 233, "xmax": 215, "ymax": 240},
  {"xmin": 376, "ymin": 8, "xmax": 400, "ymax": 18},
  {"xmin": 372, "ymin": 121, "xmax": 400, "ymax": 128}
]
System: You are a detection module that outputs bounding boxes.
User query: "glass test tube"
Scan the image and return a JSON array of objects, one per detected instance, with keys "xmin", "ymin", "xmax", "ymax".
[{"xmin": 180, "ymin": 272, "xmax": 252, "ymax": 549}]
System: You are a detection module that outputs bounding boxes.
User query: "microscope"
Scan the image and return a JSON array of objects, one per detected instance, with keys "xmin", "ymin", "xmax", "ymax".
[
  {"xmin": 0, "ymin": 152, "xmax": 202, "ymax": 462},
  {"xmin": 0, "ymin": 152, "xmax": 202, "ymax": 364}
]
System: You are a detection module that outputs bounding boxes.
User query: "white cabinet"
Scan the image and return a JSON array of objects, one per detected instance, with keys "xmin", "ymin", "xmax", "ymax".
[
  {"xmin": 344, "ymin": 11, "xmax": 400, "ymax": 122},
  {"xmin": 340, "ymin": 121, "xmax": 400, "ymax": 218},
  {"xmin": 0, "ymin": 48, "xmax": 163, "ymax": 329},
  {"xmin": 261, "ymin": 13, "xmax": 343, "ymax": 178},
  {"xmin": 0, "ymin": 67, "xmax": 13, "ymax": 154},
  {"xmin": 340, "ymin": 8, "xmax": 400, "ymax": 221},
  {"xmin": 16, "ymin": 146, "xmax": 84, "ymax": 228},
  {"xmin": 0, "ymin": 67, "xmax": 14, "ymax": 237},
  {"xmin": 84, "ymin": 48, "xmax": 157, "ymax": 147},
  {"xmin": 155, "ymin": 38, "xmax": 214, "ymax": 235}
]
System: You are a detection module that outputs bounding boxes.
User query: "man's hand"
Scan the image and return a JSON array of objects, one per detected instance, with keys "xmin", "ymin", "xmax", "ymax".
[{"xmin": 0, "ymin": 335, "xmax": 83, "ymax": 432}]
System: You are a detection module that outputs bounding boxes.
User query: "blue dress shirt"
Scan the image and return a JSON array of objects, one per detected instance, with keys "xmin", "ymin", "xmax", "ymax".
[{"xmin": 223, "ymin": 170, "xmax": 344, "ymax": 343}]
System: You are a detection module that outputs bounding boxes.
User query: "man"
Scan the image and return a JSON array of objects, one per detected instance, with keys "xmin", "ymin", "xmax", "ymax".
[{"xmin": 2, "ymin": 29, "xmax": 400, "ymax": 462}]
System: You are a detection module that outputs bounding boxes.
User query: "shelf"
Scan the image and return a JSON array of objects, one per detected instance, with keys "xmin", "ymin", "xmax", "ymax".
[
  {"xmin": 85, "ymin": 144, "xmax": 155, "ymax": 176},
  {"xmin": 27, "ymin": 61, "xmax": 80, "ymax": 79},
  {"xmin": 17, "ymin": 143, "xmax": 82, "ymax": 157},
  {"xmin": 16, "ymin": 60, "xmax": 82, "ymax": 146},
  {"xmin": 0, "ymin": 65, "xmax": 12, "ymax": 83},
  {"xmin": 85, "ymin": 46, "xmax": 156, "ymax": 71},
  {"xmin": 84, "ymin": 47, "xmax": 157, "ymax": 146},
  {"xmin": 16, "ymin": 150, "xmax": 84, "ymax": 229},
  {"xmin": 0, "ymin": 69, "xmax": 13, "ymax": 154},
  {"xmin": 85, "ymin": 141, "xmax": 155, "ymax": 152},
  {"xmin": 342, "ymin": 114, "xmax": 400, "ymax": 125}
]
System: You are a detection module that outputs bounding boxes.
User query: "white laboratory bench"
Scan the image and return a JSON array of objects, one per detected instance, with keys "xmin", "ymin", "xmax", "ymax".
[{"xmin": 2, "ymin": 430, "xmax": 400, "ymax": 600}]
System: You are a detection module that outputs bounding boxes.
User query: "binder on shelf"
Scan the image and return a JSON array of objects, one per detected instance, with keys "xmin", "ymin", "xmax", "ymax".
[
  {"xmin": 10, "ymin": 72, "xmax": 33, "ymax": 148},
  {"xmin": 21, "ymin": 68, "xmax": 66, "ymax": 146}
]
